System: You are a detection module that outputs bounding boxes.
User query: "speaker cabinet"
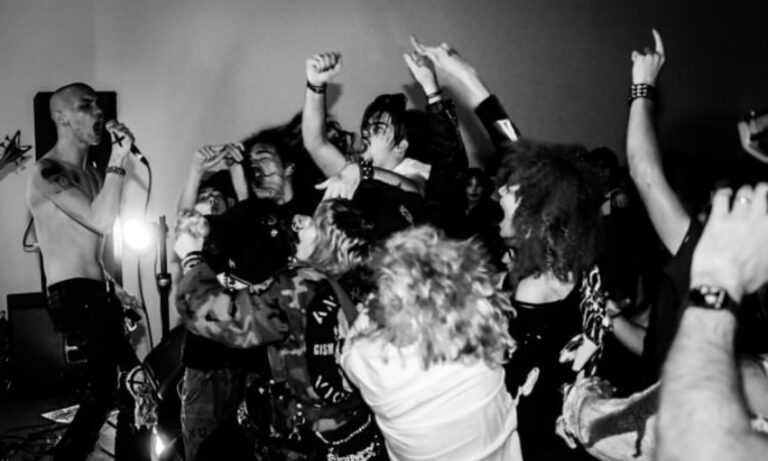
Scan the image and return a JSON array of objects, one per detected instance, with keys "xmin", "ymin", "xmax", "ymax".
[{"xmin": 7, "ymin": 292, "xmax": 85, "ymax": 396}]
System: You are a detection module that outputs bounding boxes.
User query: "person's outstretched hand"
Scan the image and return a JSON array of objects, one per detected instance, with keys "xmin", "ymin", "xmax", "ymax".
[
  {"xmin": 691, "ymin": 183, "xmax": 768, "ymax": 302},
  {"xmin": 409, "ymin": 35, "xmax": 477, "ymax": 82},
  {"xmin": 404, "ymin": 41, "xmax": 439, "ymax": 96}
]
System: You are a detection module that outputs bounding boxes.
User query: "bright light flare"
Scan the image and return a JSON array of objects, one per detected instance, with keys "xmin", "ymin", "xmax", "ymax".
[{"xmin": 123, "ymin": 219, "xmax": 156, "ymax": 254}]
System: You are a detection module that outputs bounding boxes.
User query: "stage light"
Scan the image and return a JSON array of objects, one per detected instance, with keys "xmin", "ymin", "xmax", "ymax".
[
  {"xmin": 123, "ymin": 218, "xmax": 156, "ymax": 254},
  {"xmin": 152, "ymin": 426, "xmax": 167, "ymax": 458}
]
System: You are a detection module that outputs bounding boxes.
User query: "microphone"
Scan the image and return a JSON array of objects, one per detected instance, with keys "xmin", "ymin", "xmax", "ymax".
[{"xmin": 105, "ymin": 120, "xmax": 149, "ymax": 166}]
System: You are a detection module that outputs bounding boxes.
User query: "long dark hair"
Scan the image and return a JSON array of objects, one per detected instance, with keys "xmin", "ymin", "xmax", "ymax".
[{"xmin": 495, "ymin": 139, "xmax": 604, "ymax": 285}]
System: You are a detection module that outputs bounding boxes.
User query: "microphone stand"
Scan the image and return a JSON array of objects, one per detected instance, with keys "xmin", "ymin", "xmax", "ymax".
[{"xmin": 155, "ymin": 216, "xmax": 171, "ymax": 339}]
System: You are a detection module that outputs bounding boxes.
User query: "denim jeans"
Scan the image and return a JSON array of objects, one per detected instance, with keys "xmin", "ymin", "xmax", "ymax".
[{"xmin": 180, "ymin": 365, "xmax": 247, "ymax": 460}]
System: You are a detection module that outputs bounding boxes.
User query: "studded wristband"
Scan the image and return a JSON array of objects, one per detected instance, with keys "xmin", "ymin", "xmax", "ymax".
[
  {"xmin": 359, "ymin": 159, "xmax": 374, "ymax": 181},
  {"xmin": 628, "ymin": 84, "xmax": 656, "ymax": 103},
  {"xmin": 106, "ymin": 165, "xmax": 126, "ymax": 176}
]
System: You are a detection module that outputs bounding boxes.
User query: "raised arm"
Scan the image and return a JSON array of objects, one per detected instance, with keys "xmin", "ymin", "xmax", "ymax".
[
  {"xmin": 412, "ymin": 37, "xmax": 520, "ymax": 150},
  {"xmin": 405, "ymin": 36, "xmax": 469, "ymax": 236},
  {"xmin": 302, "ymin": 52, "xmax": 348, "ymax": 177},
  {"xmin": 658, "ymin": 183, "xmax": 768, "ymax": 461},
  {"xmin": 177, "ymin": 143, "xmax": 243, "ymax": 213},
  {"xmin": 29, "ymin": 122, "xmax": 133, "ymax": 235},
  {"xmin": 626, "ymin": 30, "xmax": 690, "ymax": 254}
]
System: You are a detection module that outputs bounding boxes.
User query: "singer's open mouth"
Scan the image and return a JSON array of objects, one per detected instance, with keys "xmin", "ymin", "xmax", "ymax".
[{"xmin": 93, "ymin": 120, "xmax": 103, "ymax": 134}]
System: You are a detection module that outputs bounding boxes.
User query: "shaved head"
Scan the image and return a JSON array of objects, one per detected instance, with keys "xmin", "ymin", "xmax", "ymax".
[
  {"xmin": 48, "ymin": 82, "xmax": 104, "ymax": 145},
  {"xmin": 49, "ymin": 82, "xmax": 95, "ymax": 120}
]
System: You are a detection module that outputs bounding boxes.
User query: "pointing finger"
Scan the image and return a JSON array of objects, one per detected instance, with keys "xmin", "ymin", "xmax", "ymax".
[
  {"xmin": 652, "ymin": 28, "xmax": 665, "ymax": 56},
  {"xmin": 410, "ymin": 35, "xmax": 427, "ymax": 54}
]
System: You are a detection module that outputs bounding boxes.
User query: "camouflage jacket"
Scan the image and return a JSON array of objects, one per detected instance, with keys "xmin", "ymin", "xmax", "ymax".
[{"xmin": 176, "ymin": 262, "xmax": 357, "ymax": 407}]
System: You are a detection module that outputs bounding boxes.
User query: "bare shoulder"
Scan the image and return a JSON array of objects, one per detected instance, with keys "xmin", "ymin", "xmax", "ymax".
[{"xmin": 31, "ymin": 157, "xmax": 77, "ymax": 194}]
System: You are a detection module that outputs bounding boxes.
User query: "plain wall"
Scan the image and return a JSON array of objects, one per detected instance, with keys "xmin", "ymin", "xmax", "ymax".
[{"xmin": 1, "ymin": 0, "xmax": 766, "ymax": 357}]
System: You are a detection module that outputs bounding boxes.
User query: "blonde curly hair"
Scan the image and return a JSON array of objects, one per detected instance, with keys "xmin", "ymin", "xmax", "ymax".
[
  {"xmin": 365, "ymin": 225, "xmax": 516, "ymax": 369},
  {"xmin": 303, "ymin": 199, "xmax": 374, "ymax": 276}
]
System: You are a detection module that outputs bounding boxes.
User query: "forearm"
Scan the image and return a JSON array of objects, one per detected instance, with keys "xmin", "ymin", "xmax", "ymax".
[
  {"xmin": 372, "ymin": 167, "xmax": 421, "ymax": 194},
  {"xmin": 302, "ymin": 88, "xmax": 345, "ymax": 176},
  {"xmin": 424, "ymin": 99, "xmax": 469, "ymax": 233},
  {"xmin": 454, "ymin": 68, "xmax": 492, "ymax": 110},
  {"xmin": 658, "ymin": 309, "xmax": 763, "ymax": 460},
  {"xmin": 475, "ymin": 94, "xmax": 520, "ymax": 151},
  {"xmin": 177, "ymin": 166, "xmax": 204, "ymax": 213},
  {"xmin": 425, "ymin": 99, "xmax": 468, "ymax": 172},
  {"xmin": 611, "ymin": 316, "xmax": 645, "ymax": 356},
  {"xmin": 89, "ymin": 161, "xmax": 127, "ymax": 233},
  {"xmin": 228, "ymin": 163, "xmax": 249, "ymax": 201},
  {"xmin": 626, "ymin": 98, "xmax": 689, "ymax": 253}
]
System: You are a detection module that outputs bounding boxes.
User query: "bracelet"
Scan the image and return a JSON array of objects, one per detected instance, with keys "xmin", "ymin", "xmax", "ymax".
[
  {"xmin": 106, "ymin": 165, "xmax": 126, "ymax": 176},
  {"xmin": 359, "ymin": 159, "xmax": 374, "ymax": 181},
  {"xmin": 306, "ymin": 81, "xmax": 327, "ymax": 94},
  {"xmin": 426, "ymin": 89, "xmax": 443, "ymax": 100},
  {"xmin": 628, "ymin": 84, "xmax": 656, "ymax": 103}
]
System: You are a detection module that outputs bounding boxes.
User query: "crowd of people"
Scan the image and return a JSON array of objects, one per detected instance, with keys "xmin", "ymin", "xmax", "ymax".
[{"xmin": 26, "ymin": 29, "xmax": 768, "ymax": 461}]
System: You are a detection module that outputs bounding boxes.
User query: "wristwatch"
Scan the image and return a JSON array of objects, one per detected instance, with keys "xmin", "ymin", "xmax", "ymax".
[{"xmin": 687, "ymin": 285, "xmax": 739, "ymax": 313}]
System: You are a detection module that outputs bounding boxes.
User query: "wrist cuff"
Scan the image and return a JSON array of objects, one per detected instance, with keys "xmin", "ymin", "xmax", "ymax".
[
  {"xmin": 628, "ymin": 84, "xmax": 656, "ymax": 103},
  {"xmin": 306, "ymin": 81, "xmax": 327, "ymax": 94},
  {"xmin": 182, "ymin": 251, "xmax": 204, "ymax": 274},
  {"xmin": 106, "ymin": 165, "xmax": 126, "ymax": 176}
]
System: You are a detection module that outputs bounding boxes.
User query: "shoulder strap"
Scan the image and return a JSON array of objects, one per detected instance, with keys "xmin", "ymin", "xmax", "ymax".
[{"xmin": 324, "ymin": 275, "xmax": 359, "ymax": 324}]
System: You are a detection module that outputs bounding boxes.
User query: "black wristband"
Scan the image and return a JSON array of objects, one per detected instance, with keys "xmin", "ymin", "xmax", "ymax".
[
  {"xmin": 628, "ymin": 84, "xmax": 656, "ymax": 103},
  {"xmin": 106, "ymin": 165, "xmax": 126, "ymax": 176},
  {"xmin": 306, "ymin": 81, "xmax": 327, "ymax": 94}
]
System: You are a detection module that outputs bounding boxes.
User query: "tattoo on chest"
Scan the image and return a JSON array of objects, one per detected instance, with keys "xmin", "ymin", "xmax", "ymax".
[{"xmin": 40, "ymin": 160, "xmax": 89, "ymax": 193}]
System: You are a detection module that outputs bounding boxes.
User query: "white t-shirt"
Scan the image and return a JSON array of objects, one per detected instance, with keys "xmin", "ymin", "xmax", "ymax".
[{"xmin": 341, "ymin": 337, "xmax": 523, "ymax": 461}]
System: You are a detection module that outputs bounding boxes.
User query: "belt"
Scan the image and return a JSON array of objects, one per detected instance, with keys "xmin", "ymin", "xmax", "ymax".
[{"xmin": 47, "ymin": 278, "xmax": 112, "ymax": 308}]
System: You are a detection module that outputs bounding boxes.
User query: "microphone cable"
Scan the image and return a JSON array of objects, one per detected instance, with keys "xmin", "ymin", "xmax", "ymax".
[{"xmin": 135, "ymin": 161, "xmax": 155, "ymax": 349}]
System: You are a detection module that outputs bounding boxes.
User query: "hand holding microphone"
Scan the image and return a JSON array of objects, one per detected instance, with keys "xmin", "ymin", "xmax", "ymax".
[{"xmin": 106, "ymin": 120, "xmax": 148, "ymax": 165}]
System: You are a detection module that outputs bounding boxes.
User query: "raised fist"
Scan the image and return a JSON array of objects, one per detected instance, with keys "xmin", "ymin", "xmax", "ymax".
[{"xmin": 306, "ymin": 52, "xmax": 342, "ymax": 86}]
